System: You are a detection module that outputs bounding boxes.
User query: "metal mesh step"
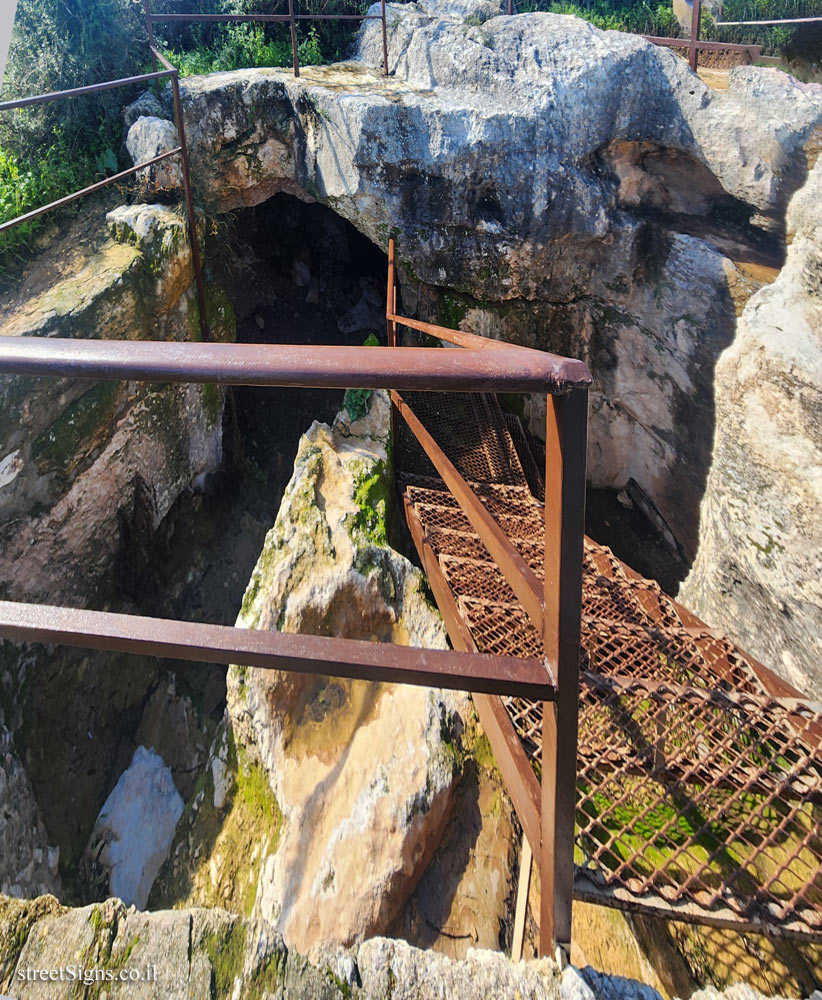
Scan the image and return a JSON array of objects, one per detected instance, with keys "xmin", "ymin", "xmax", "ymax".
[{"xmin": 397, "ymin": 390, "xmax": 822, "ymax": 940}]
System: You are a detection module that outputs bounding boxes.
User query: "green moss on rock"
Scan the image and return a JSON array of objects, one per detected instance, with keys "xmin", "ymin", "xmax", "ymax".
[
  {"xmin": 32, "ymin": 382, "xmax": 121, "ymax": 479},
  {"xmin": 0, "ymin": 895, "xmax": 65, "ymax": 993},
  {"xmin": 349, "ymin": 459, "xmax": 390, "ymax": 547}
]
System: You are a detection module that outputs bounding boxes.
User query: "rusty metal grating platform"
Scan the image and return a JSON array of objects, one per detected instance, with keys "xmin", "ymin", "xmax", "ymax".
[{"xmin": 398, "ymin": 392, "xmax": 822, "ymax": 940}]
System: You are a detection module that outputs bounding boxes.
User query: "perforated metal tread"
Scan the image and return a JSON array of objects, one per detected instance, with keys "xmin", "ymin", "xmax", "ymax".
[{"xmin": 398, "ymin": 394, "xmax": 822, "ymax": 940}]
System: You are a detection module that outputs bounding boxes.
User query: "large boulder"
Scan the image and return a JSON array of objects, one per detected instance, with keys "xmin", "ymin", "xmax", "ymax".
[
  {"xmin": 152, "ymin": 0, "xmax": 822, "ymax": 564},
  {"xmin": 680, "ymin": 158, "xmax": 822, "ymax": 700},
  {"xmin": 226, "ymin": 389, "xmax": 461, "ymax": 957},
  {"xmin": 125, "ymin": 116, "xmax": 183, "ymax": 192},
  {"xmin": 82, "ymin": 746, "xmax": 184, "ymax": 910},
  {"xmin": 2, "ymin": 893, "xmax": 562, "ymax": 1000}
]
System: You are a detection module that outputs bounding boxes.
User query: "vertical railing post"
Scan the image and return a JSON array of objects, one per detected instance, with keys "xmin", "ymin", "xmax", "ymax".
[
  {"xmin": 386, "ymin": 237, "xmax": 399, "ymax": 445},
  {"xmin": 386, "ymin": 237, "xmax": 397, "ymax": 347},
  {"xmin": 688, "ymin": 0, "xmax": 702, "ymax": 72},
  {"xmin": 381, "ymin": 0, "xmax": 390, "ymax": 75},
  {"xmin": 170, "ymin": 69, "xmax": 209, "ymax": 342},
  {"xmin": 144, "ymin": 0, "xmax": 161, "ymax": 99},
  {"xmin": 288, "ymin": 0, "xmax": 301, "ymax": 77},
  {"xmin": 540, "ymin": 388, "xmax": 587, "ymax": 956}
]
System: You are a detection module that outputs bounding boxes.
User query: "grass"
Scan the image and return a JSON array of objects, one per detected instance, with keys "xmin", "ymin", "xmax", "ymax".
[
  {"xmin": 519, "ymin": 0, "xmax": 822, "ymax": 54},
  {"xmin": 158, "ymin": 22, "xmax": 331, "ymax": 77},
  {"xmin": 0, "ymin": 117, "xmax": 126, "ymax": 271}
]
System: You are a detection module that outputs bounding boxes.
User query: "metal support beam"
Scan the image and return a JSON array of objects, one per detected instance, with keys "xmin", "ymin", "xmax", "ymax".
[
  {"xmin": 0, "ymin": 600, "xmax": 554, "ymax": 699},
  {"xmin": 540, "ymin": 389, "xmax": 588, "ymax": 955}
]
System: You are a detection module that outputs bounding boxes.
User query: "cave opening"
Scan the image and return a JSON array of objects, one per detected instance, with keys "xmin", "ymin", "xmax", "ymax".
[{"xmin": 140, "ymin": 192, "xmax": 389, "ymax": 632}]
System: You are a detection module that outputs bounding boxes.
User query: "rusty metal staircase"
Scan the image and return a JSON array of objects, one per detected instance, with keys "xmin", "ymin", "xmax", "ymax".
[{"xmin": 397, "ymin": 390, "xmax": 822, "ymax": 942}]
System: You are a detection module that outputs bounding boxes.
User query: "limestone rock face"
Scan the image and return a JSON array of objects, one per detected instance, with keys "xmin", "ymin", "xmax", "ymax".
[
  {"xmin": 123, "ymin": 90, "xmax": 164, "ymax": 130},
  {"xmin": 83, "ymin": 747, "xmax": 184, "ymax": 910},
  {"xmin": 0, "ymin": 204, "xmax": 233, "ymax": 877},
  {"xmin": 3, "ymin": 894, "xmax": 562, "ymax": 1000},
  {"xmin": 0, "ymin": 723, "xmax": 60, "ymax": 900},
  {"xmin": 0, "ymin": 203, "xmax": 230, "ymax": 610},
  {"xmin": 178, "ymin": 5, "xmax": 822, "ymax": 259},
  {"xmin": 680, "ymin": 159, "xmax": 822, "ymax": 700},
  {"xmin": 356, "ymin": 937, "xmax": 558, "ymax": 999},
  {"xmin": 156, "ymin": 0, "xmax": 822, "ymax": 564},
  {"xmin": 227, "ymin": 389, "xmax": 459, "ymax": 957}
]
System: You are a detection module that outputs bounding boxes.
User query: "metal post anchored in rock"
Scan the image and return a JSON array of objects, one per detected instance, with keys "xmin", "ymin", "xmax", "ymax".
[{"xmin": 688, "ymin": 0, "xmax": 702, "ymax": 72}]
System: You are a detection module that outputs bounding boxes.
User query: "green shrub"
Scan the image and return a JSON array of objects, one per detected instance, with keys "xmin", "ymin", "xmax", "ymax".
[
  {"xmin": 0, "ymin": 0, "xmax": 148, "ymax": 266},
  {"xmin": 517, "ymin": 0, "xmax": 822, "ymax": 53},
  {"xmin": 0, "ymin": 139, "xmax": 105, "ymax": 265}
]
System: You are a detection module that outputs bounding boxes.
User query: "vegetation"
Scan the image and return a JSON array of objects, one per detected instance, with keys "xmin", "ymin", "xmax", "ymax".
[
  {"xmin": 0, "ymin": 0, "xmax": 146, "ymax": 264},
  {"xmin": 522, "ymin": 0, "xmax": 822, "ymax": 57}
]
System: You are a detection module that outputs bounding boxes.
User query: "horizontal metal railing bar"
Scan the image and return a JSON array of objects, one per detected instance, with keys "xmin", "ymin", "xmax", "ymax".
[
  {"xmin": 644, "ymin": 35, "xmax": 762, "ymax": 52},
  {"xmin": 0, "ymin": 149, "xmax": 183, "ymax": 236},
  {"xmin": 392, "ymin": 390, "xmax": 547, "ymax": 639},
  {"xmin": 0, "ymin": 70, "xmax": 177, "ymax": 113},
  {"xmin": 714, "ymin": 16, "xmax": 822, "ymax": 24},
  {"xmin": 0, "ymin": 600, "xmax": 555, "ymax": 699},
  {"xmin": 148, "ymin": 12, "xmax": 382, "ymax": 21},
  {"xmin": 387, "ymin": 312, "xmax": 592, "ymax": 391},
  {"xmin": 0, "ymin": 338, "xmax": 589, "ymax": 395}
]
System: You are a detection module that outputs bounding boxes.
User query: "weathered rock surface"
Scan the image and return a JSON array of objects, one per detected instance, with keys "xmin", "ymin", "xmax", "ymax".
[
  {"xmin": 680, "ymin": 157, "xmax": 822, "ymax": 700},
  {"xmin": 83, "ymin": 746, "xmax": 184, "ymax": 910},
  {"xmin": 0, "ymin": 722, "xmax": 60, "ymax": 900},
  {"xmin": 2, "ymin": 893, "xmax": 562, "ymax": 1000},
  {"xmin": 128, "ymin": 0, "xmax": 822, "ymax": 566},
  {"xmin": 0, "ymin": 203, "xmax": 233, "ymax": 878},
  {"xmin": 225, "ymin": 389, "xmax": 458, "ymax": 958},
  {"xmin": 395, "ymin": 727, "xmax": 520, "ymax": 960},
  {"xmin": 5, "ymin": 892, "xmax": 819, "ymax": 1000},
  {"xmin": 0, "ymin": 202, "xmax": 229, "ymax": 609},
  {"xmin": 126, "ymin": 116, "xmax": 183, "ymax": 191}
]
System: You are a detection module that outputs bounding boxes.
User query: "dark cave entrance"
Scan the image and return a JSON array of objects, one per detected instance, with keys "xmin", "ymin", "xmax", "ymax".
[{"xmin": 143, "ymin": 192, "xmax": 389, "ymax": 632}]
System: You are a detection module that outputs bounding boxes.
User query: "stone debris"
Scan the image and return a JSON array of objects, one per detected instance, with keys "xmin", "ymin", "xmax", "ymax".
[{"xmin": 83, "ymin": 747, "xmax": 184, "ymax": 910}]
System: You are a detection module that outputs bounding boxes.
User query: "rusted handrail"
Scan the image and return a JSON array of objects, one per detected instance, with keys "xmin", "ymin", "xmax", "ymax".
[
  {"xmin": 392, "ymin": 389, "xmax": 546, "ymax": 638},
  {"xmin": 0, "ymin": 337, "xmax": 591, "ymax": 395},
  {"xmin": 0, "ymin": 149, "xmax": 181, "ymax": 235},
  {"xmin": 714, "ymin": 15, "xmax": 822, "ymax": 24},
  {"xmin": 144, "ymin": 0, "xmax": 390, "ymax": 79},
  {"xmin": 0, "ymin": 70, "xmax": 176, "ymax": 112},
  {"xmin": 0, "ymin": 61, "xmax": 210, "ymax": 342},
  {"xmin": 643, "ymin": 34, "xmax": 763, "ymax": 53},
  {"xmin": 0, "ymin": 240, "xmax": 591, "ymax": 956},
  {"xmin": 0, "ymin": 600, "xmax": 553, "ymax": 699}
]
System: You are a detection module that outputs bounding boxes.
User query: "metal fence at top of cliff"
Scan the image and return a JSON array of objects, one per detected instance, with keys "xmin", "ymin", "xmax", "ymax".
[
  {"xmin": 142, "ymin": 0, "xmax": 390, "ymax": 80},
  {"xmin": 635, "ymin": 0, "xmax": 817, "ymax": 71},
  {"xmin": 642, "ymin": 0, "xmax": 772, "ymax": 71},
  {"xmin": 0, "ymin": 48, "xmax": 210, "ymax": 343}
]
